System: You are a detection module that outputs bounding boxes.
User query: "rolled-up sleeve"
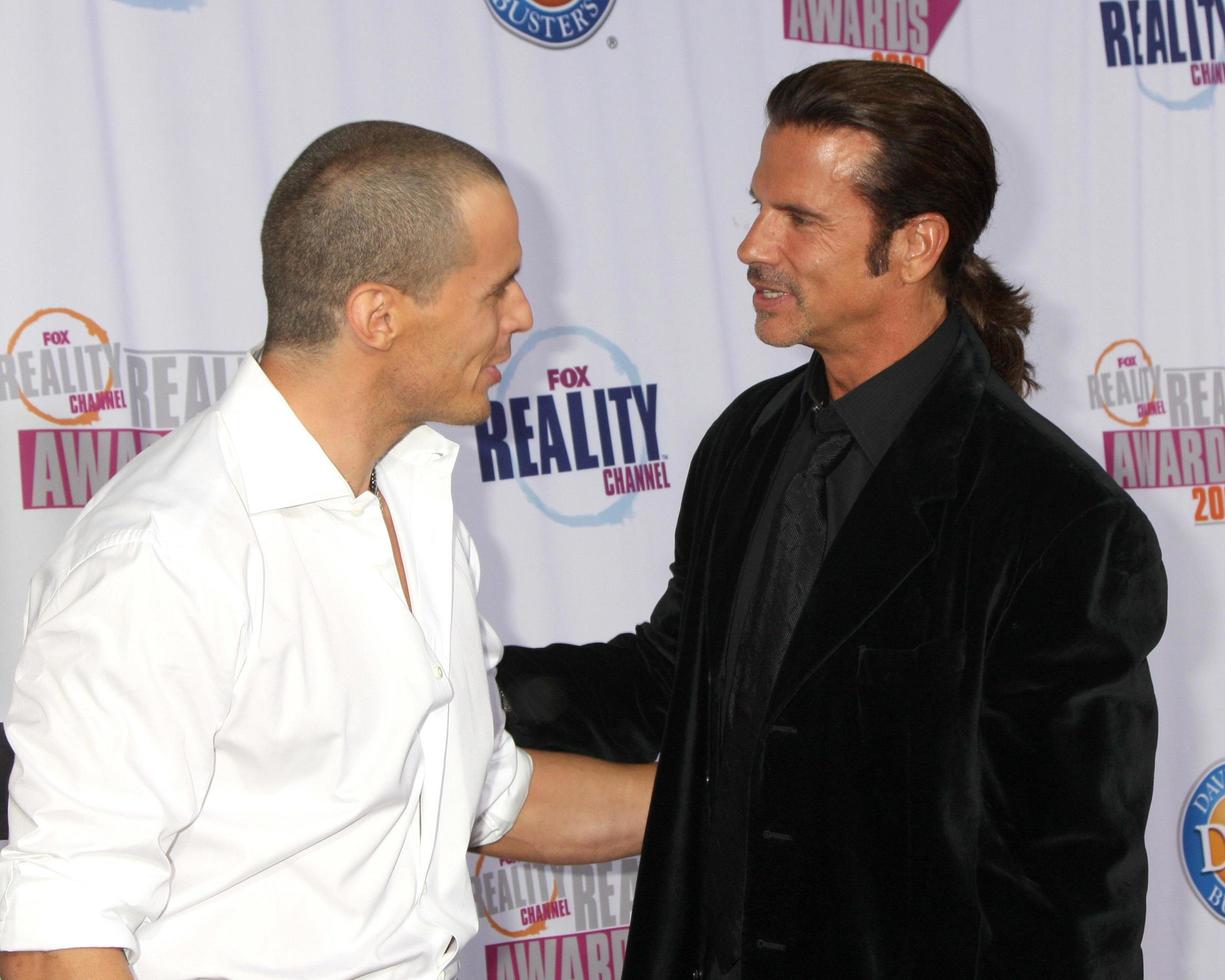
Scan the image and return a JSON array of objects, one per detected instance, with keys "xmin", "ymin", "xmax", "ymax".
[
  {"xmin": 468, "ymin": 609, "xmax": 534, "ymax": 847},
  {"xmin": 457, "ymin": 522, "xmax": 534, "ymax": 848},
  {"xmin": 0, "ymin": 534, "xmax": 244, "ymax": 958},
  {"xmin": 468, "ymin": 740, "xmax": 534, "ymax": 848}
]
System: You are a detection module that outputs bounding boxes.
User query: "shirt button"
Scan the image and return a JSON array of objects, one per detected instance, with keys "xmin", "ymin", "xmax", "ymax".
[{"xmin": 433, "ymin": 665, "xmax": 444, "ymax": 679}]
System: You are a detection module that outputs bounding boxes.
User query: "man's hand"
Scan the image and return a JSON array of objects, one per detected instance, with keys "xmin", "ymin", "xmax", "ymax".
[
  {"xmin": 477, "ymin": 750, "xmax": 655, "ymax": 865},
  {"xmin": 0, "ymin": 948, "xmax": 132, "ymax": 980}
]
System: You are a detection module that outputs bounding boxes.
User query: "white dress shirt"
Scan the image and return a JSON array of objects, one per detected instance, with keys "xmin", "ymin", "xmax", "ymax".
[{"xmin": 0, "ymin": 355, "xmax": 532, "ymax": 980}]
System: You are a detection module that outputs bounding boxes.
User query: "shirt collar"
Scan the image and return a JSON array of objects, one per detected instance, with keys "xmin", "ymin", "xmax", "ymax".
[
  {"xmin": 216, "ymin": 354, "xmax": 458, "ymax": 514},
  {"xmin": 804, "ymin": 306, "xmax": 962, "ymax": 465}
]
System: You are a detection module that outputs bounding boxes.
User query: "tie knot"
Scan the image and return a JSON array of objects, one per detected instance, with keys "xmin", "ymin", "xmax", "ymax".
[{"xmin": 809, "ymin": 428, "xmax": 854, "ymax": 477}]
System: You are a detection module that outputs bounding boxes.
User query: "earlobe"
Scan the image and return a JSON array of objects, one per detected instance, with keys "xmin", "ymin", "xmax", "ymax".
[{"xmin": 346, "ymin": 282, "xmax": 400, "ymax": 352}]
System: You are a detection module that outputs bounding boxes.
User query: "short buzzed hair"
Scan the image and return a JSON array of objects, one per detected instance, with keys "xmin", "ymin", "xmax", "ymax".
[{"xmin": 261, "ymin": 120, "xmax": 505, "ymax": 350}]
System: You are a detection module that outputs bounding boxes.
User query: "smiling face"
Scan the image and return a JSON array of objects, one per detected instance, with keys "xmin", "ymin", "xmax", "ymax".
[
  {"xmin": 389, "ymin": 179, "xmax": 533, "ymax": 427},
  {"xmin": 738, "ymin": 124, "xmax": 898, "ymax": 356}
]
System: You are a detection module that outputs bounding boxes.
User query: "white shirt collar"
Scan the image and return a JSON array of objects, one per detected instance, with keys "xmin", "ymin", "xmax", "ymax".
[{"xmin": 216, "ymin": 354, "xmax": 458, "ymax": 515}]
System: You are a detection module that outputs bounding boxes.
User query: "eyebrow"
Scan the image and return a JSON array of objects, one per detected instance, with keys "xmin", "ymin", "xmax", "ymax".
[
  {"xmin": 749, "ymin": 188, "xmax": 827, "ymax": 224},
  {"xmin": 782, "ymin": 203, "xmax": 827, "ymax": 222},
  {"xmin": 488, "ymin": 264, "xmax": 521, "ymax": 297}
]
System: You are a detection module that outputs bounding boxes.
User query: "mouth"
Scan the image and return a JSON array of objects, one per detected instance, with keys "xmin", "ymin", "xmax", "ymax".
[
  {"xmin": 747, "ymin": 268, "xmax": 796, "ymax": 311},
  {"xmin": 749, "ymin": 283, "xmax": 793, "ymax": 312},
  {"xmin": 483, "ymin": 354, "xmax": 510, "ymax": 386}
]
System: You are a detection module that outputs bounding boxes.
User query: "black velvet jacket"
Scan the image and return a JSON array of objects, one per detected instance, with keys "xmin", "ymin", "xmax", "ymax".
[{"xmin": 499, "ymin": 317, "xmax": 1166, "ymax": 979}]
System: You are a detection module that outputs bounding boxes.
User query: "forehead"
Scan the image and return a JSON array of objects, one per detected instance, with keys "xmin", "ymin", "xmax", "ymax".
[
  {"xmin": 456, "ymin": 180, "xmax": 521, "ymax": 261},
  {"xmin": 752, "ymin": 125, "xmax": 879, "ymax": 205}
]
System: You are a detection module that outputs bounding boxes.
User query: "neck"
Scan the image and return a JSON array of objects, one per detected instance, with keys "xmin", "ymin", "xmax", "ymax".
[
  {"xmin": 259, "ymin": 347, "xmax": 410, "ymax": 497},
  {"xmin": 821, "ymin": 295, "xmax": 948, "ymax": 400}
]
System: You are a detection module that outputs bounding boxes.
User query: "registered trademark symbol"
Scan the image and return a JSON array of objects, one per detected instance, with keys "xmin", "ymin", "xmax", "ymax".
[{"xmin": 606, "ymin": 35, "xmax": 618, "ymax": 49}]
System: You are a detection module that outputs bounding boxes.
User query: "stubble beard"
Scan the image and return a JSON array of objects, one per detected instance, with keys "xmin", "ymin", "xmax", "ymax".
[
  {"xmin": 754, "ymin": 299, "xmax": 812, "ymax": 349},
  {"xmin": 754, "ymin": 309, "xmax": 783, "ymax": 346},
  {"xmin": 440, "ymin": 385, "xmax": 495, "ymax": 427},
  {"xmin": 464, "ymin": 397, "xmax": 494, "ymax": 426},
  {"xmin": 747, "ymin": 264, "xmax": 808, "ymax": 348}
]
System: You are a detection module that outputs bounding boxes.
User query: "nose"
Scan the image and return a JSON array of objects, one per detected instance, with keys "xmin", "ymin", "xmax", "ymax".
[
  {"xmin": 503, "ymin": 280, "xmax": 533, "ymax": 336},
  {"xmin": 736, "ymin": 211, "xmax": 774, "ymax": 267}
]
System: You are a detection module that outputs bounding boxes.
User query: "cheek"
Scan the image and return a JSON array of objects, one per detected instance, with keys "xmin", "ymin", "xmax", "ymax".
[
  {"xmin": 464, "ymin": 315, "xmax": 499, "ymax": 363},
  {"xmin": 789, "ymin": 244, "xmax": 830, "ymax": 283}
]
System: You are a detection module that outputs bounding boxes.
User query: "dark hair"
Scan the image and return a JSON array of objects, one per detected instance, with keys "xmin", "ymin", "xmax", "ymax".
[
  {"xmin": 767, "ymin": 60, "xmax": 1036, "ymax": 395},
  {"xmin": 261, "ymin": 121, "xmax": 504, "ymax": 351}
]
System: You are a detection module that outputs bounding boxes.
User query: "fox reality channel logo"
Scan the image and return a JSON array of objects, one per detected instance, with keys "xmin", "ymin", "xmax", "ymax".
[
  {"xmin": 783, "ymin": 0, "xmax": 964, "ymax": 68},
  {"xmin": 474, "ymin": 326, "xmax": 671, "ymax": 526},
  {"xmin": 2, "ymin": 307, "xmax": 244, "ymax": 510},
  {"xmin": 484, "ymin": 0, "xmax": 616, "ymax": 48},
  {"xmin": 1089, "ymin": 338, "xmax": 1225, "ymax": 525},
  {"xmin": 472, "ymin": 855, "xmax": 637, "ymax": 979},
  {"xmin": 1099, "ymin": 1, "xmax": 1224, "ymax": 109},
  {"xmin": 1181, "ymin": 759, "xmax": 1225, "ymax": 922}
]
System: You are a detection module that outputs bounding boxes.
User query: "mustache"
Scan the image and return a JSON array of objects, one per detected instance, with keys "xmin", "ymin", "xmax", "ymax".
[{"xmin": 746, "ymin": 265, "xmax": 798, "ymax": 293}]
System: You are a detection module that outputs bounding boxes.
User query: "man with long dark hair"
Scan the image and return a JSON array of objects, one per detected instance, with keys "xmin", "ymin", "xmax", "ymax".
[{"xmin": 500, "ymin": 61, "xmax": 1165, "ymax": 977}]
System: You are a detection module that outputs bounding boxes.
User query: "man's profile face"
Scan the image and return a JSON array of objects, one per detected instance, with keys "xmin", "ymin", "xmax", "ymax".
[
  {"xmin": 738, "ymin": 124, "xmax": 896, "ymax": 354},
  {"xmin": 390, "ymin": 180, "xmax": 533, "ymax": 426}
]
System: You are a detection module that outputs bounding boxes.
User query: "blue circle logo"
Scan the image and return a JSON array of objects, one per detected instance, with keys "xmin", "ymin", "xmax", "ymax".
[
  {"xmin": 483, "ymin": 0, "xmax": 616, "ymax": 49},
  {"xmin": 1135, "ymin": 65, "xmax": 1218, "ymax": 112},
  {"xmin": 1180, "ymin": 759, "xmax": 1225, "ymax": 922},
  {"xmin": 475, "ymin": 326, "xmax": 671, "ymax": 526}
]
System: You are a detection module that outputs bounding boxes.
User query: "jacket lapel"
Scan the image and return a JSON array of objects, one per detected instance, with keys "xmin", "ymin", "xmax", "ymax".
[
  {"xmin": 698, "ymin": 373, "xmax": 806, "ymax": 656},
  {"xmin": 767, "ymin": 322, "xmax": 991, "ymax": 720}
]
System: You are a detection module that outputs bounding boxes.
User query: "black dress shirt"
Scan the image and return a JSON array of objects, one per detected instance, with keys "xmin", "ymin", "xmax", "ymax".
[{"xmin": 709, "ymin": 309, "xmax": 961, "ymax": 977}]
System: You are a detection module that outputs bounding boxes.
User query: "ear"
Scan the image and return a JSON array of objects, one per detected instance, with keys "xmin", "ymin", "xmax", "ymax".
[
  {"xmin": 344, "ymin": 281, "xmax": 407, "ymax": 352},
  {"xmin": 895, "ymin": 213, "xmax": 950, "ymax": 285}
]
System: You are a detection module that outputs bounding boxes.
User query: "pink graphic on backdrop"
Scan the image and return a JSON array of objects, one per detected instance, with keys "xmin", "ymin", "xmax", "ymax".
[
  {"xmin": 485, "ymin": 926, "xmax": 629, "ymax": 979},
  {"xmin": 783, "ymin": 0, "xmax": 963, "ymax": 56},
  {"xmin": 1102, "ymin": 426, "xmax": 1225, "ymax": 490},
  {"xmin": 19, "ymin": 427, "xmax": 168, "ymax": 509},
  {"xmin": 923, "ymin": 0, "xmax": 961, "ymax": 49}
]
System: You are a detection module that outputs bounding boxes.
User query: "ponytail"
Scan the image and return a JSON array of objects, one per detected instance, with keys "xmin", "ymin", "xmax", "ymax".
[{"xmin": 953, "ymin": 252, "xmax": 1038, "ymax": 397}]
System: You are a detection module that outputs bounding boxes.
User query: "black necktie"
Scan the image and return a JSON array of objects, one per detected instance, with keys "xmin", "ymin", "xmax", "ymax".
[
  {"xmin": 707, "ymin": 420, "xmax": 854, "ymax": 973},
  {"xmin": 761, "ymin": 423, "xmax": 854, "ymax": 647}
]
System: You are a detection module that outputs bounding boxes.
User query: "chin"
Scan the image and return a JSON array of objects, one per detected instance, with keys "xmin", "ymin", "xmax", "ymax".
[
  {"xmin": 445, "ymin": 398, "xmax": 492, "ymax": 427},
  {"xmin": 754, "ymin": 313, "xmax": 802, "ymax": 349}
]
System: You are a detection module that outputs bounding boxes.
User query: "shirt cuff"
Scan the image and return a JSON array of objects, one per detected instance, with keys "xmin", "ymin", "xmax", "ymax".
[
  {"xmin": 469, "ymin": 747, "xmax": 534, "ymax": 848},
  {"xmin": 0, "ymin": 860, "xmax": 140, "ymax": 958}
]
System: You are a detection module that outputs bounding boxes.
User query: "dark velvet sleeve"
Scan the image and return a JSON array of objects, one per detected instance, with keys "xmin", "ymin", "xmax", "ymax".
[
  {"xmin": 977, "ymin": 498, "xmax": 1166, "ymax": 978},
  {"xmin": 497, "ymin": 587, "xmax": 679, "ymax": 764},
  {"xmin": 496, "ymin": 421, "xmax": 720, "ymax": 764}
]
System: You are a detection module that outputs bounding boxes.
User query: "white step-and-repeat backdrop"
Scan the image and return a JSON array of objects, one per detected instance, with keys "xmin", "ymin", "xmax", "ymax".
[{"xmin": 1, "ymin": 2, "xmax": 1223, "ymax": 976}]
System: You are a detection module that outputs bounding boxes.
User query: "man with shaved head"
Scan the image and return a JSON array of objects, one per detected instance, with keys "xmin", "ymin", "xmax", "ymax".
[{"xmin": 0, "ymin": 121, "xmax": 651, "ymax": 980}]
